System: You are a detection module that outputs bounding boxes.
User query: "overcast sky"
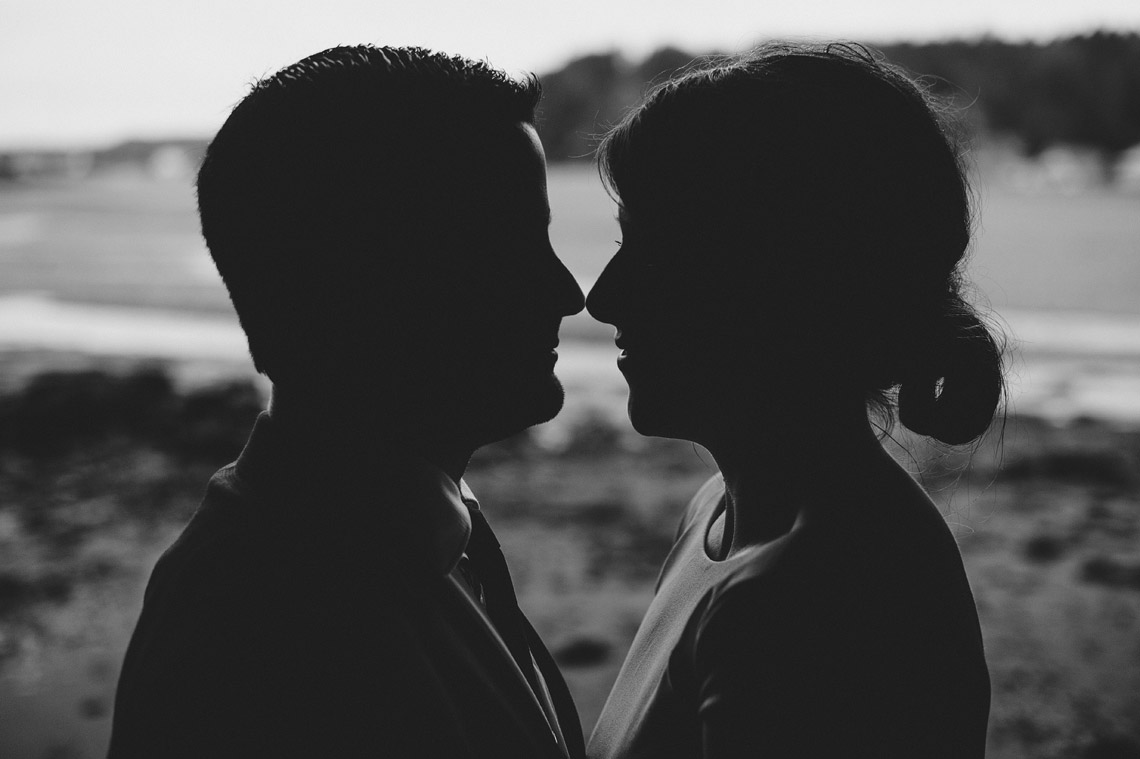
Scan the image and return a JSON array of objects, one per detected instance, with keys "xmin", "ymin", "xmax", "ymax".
[{"xmin": 5, "ymin": 0, "xmax": 1140, "ymax": 149}]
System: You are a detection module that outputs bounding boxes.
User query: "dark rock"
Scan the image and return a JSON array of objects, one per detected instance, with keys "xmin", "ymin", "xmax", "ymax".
[
  {"xmin": 1080, "ymin": 556, "xmax": 1140, "ymax": 590},
  {"xmin": 77, "ymin": 696, "xmax": 107, "ymax": 720},
  {"xmin": 553, "ymin": 636, "xmax": 612, "ymax": 668},
  {"xmin": 0, "ymin": 571, "xmax": 74, "ymax": 616},
  {"xmin": 1023, "ymin": 533, "xmax": 1066, "ymax": 563},
  {"xmin": 1084, "ymin": 734, "xmax": 1140, "ymax": 759},
  {"xmin": 1003, "ymin": 449, "xmax": 1136, "ymax": 490}
]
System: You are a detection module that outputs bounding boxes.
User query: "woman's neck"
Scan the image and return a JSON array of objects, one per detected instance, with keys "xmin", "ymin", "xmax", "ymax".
[{"xmin": 705, "ymin": 407, "xmax": 890, "ymax": 556}]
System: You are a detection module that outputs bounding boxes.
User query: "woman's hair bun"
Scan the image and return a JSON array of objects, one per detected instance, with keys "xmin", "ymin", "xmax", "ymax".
[{"xmin": 897, "ymin": 304, "xmax": 1005, "ymax": 445}]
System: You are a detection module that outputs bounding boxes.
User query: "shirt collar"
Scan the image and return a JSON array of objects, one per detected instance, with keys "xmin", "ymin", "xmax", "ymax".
[
  {"xmin": 391, "ymin": 458, "xmax": 475, "ymax": 576},
  {"xmin": 233, "ymin": 412, "xmax": 474, "ymax": 577}
]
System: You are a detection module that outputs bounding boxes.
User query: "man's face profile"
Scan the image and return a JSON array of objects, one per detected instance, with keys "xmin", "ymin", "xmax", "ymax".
[{"xmin": 406, "ymin": 122, "xmax": 584, "ymax": 447}]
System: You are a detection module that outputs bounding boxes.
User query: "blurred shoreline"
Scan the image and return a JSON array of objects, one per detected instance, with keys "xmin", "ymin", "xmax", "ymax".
[{"xmin": 3, "ymin": 292, "xmax": 1140, "ymax": 427}]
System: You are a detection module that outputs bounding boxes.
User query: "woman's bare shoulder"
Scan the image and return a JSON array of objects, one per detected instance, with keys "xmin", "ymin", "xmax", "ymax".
[{"xmin": 674, "ymin": 473, "xmax": 726, "ymax": 540}]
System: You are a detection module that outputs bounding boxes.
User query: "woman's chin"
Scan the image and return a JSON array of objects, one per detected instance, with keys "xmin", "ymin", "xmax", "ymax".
[{"xmin": 627, "ymin": 392, "xmax": 690, "ymax": 441}]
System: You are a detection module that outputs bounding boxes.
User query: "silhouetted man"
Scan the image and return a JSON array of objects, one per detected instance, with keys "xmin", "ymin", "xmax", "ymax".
[{"xmin": 108, "ymin": 46, "xmax": 586, "ymax": 758}]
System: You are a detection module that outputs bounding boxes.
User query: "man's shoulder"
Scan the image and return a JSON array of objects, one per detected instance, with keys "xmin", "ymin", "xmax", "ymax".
[
  {"xmin": 135, "ymin": 465, "xmax": 426, "ymax": 661},
  {"xmin": 145, "ymin": 464, "xmax": 279, "ymax": 607},
  {"xmin": 140, "ymin": 465, "xmax": 247, "ymax": 606}
]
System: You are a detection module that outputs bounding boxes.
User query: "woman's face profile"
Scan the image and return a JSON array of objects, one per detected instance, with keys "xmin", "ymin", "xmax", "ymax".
[{"xmin": 587, "ymin": 205, "xmax": 771, "ymax": 445}]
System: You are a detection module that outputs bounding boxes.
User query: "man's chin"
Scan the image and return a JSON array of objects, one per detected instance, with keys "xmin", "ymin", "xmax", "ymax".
[
  {"xmin": 528, "ymin": 375, "xmax": 567, "ymax": 426},
  {"xmin": 479, "ymin": 373, "xmax": 566, "ymax": 444}
]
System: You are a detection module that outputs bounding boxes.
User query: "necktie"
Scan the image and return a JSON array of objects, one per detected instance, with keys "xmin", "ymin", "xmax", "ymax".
[{"xmin": 463, "ymin": 506, "xmax": 541, "ymax": 695}]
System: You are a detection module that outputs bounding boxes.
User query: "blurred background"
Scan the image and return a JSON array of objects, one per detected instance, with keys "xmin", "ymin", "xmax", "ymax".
[{"xmin": 3, "ymin": 2, "xmax": 1140, "ymax": 757}]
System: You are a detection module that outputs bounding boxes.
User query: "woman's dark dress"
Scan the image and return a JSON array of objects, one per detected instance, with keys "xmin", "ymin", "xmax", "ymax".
[{"xmin": 588, "ymin": 474, "xmax": 990, "ymax": 759}]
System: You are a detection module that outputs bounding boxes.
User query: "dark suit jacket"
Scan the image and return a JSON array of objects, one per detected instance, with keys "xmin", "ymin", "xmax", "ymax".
[{"xmin": 109, "ymin": 414, "xmax": 583, "ymax": 758}]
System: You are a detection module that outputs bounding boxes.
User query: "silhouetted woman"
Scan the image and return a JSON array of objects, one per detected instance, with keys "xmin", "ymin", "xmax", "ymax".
[{"xmin": 586, "ymin": 43, "xmax": 1002, "ymax": 758}]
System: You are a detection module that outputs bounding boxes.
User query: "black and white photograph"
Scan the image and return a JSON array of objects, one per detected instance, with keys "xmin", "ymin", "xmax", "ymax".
[{"xmin": 2, "ymin": 2, "xmax": 1140, "ymax": 757}]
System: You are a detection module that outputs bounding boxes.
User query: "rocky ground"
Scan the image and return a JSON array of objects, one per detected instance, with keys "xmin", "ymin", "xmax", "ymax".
[{"xmin": 0, "ymin": 366, "xmax": 1137, "ymax": 758}]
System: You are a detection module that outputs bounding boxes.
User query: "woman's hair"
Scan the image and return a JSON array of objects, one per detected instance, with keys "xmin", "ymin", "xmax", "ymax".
[{"xmin": 598, "ymin": 42, "xmax": 1006, "ymax": 445}]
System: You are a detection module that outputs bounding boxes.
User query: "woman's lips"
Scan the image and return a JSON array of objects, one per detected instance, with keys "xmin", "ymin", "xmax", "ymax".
[
  {"xmin": 614, "ymin": 331, "xmax": 630, "ymax": 359},
  {"xmin": 615, "ymin": 334, "xmax": 631, "ymax": 366}
]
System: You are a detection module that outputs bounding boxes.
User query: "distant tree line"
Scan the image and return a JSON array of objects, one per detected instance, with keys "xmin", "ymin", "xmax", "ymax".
[
  {"xmin": 4, "ymin": 33, "xmax": 1136, "ymax": 182},
  {"xmin": 536, "ymin": 31, "xmax": 1140, "ymax": 176}
]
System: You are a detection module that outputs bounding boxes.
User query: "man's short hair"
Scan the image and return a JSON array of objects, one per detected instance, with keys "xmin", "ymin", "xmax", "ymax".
[{"xmin": 197, "ymin": 46, "xmax": 542, "ymax": 378}]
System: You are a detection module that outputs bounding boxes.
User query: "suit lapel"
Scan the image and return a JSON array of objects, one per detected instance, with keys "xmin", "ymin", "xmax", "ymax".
[
  {"xmin": 441, "ymin": 573, "xmax": 569, "ymax": 758},
  {"xmin": 523, "ymin": 615, "xmax": 585, "ymax": 759}
]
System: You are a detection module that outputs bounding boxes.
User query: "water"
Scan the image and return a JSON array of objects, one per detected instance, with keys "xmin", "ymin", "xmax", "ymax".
[{"xmin": 1, "ymin": 168, "xmax": 1139, "ymax": 424}]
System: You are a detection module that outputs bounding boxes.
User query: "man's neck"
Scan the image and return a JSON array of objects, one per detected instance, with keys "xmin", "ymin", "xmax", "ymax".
[
  {"xmin": 267, "ymin": 385, "xmax": 474, "ymax": 485},
  {"xmin": 417, "ymin": 447, "xmax": 472, "ymax": 486}
]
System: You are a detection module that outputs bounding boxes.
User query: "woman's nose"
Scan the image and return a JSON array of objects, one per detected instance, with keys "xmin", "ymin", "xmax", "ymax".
[{"xmin": 586, "ymin": 250, "xmax": 628, "ymax": 326}]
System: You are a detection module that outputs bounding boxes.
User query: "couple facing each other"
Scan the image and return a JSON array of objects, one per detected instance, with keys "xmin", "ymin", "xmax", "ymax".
[{"xmin": 110, "ymin": 41, "xmax": 1003, "ymax": 758}]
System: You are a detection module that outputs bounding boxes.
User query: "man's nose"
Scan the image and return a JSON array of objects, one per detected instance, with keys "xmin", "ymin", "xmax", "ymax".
[{"xmin": 549, "ymin": 254, "xmax": 585, "ymax": 317}]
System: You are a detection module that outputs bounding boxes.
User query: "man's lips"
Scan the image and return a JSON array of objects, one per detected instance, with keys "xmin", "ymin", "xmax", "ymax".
[
  {"xmin": 536, "ymin": 338, "xmax": 560, "ymax": 362},
  {"xmin": 484, "ymin": 335, "xmax": 558, "ymax": 363},
  {"xmin": 509, "ymin": 333, "xmax": 559, "ymax": 353}
]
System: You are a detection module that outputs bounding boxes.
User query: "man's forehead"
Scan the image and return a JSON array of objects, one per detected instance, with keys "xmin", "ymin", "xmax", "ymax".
[{"xmin": 462, "ymin": 125, "xmax": 548, "ymax": 221}]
